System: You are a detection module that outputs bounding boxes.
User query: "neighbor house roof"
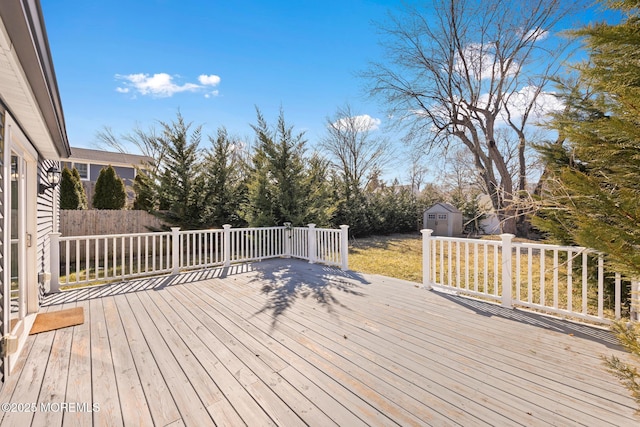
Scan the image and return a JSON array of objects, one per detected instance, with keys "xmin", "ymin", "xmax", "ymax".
[
  {"xmin": 0, "ymin": 0, "xmax": 70, "ymax": 159},
  {"xmin": 69, "ymin": 147, "xmax": 152, "ymax": 167}
]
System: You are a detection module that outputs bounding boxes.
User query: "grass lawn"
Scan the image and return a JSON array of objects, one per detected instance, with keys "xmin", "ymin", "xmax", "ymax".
[{"xmin": 349, "ymin": 233, "xmax": 423, "ymax": 283}]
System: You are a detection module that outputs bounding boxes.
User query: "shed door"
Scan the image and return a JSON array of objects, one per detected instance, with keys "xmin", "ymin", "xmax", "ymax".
[{"xmin": 427, "ymin": 213, "xmax": 449, "ymax": 236}]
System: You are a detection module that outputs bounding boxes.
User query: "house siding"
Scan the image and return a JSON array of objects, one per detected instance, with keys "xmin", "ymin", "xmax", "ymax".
[{"xmin": 36, "ymin": 158, "xmax": 58, "ymax": 297}]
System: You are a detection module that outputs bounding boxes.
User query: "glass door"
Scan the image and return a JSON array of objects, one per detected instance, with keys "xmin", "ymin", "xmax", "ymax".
[{"xmin": 9, "ymin": 153, "xmax": 26, "ymax": 333}]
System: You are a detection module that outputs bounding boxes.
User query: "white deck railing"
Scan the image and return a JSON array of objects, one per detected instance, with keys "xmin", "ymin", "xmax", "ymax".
[
  {"xmin": 421, "ymin": 229, "xmax": 640, "ymax": 324},
  {"xmin": 50, "ymin": 223, "xmax": 349, "ymax": 291}
]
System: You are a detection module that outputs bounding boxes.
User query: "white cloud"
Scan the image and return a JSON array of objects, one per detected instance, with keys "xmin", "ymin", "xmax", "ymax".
[
  {"xmin": 453, "ymin": 43, "xmax": 518, "ymax": 81},
  {"xmin": 115, "ymin": 72, "xmax": 221, "ymax": 98},
  {"xmin": 499, "ymin": 85, "xmax": 564, "ymax": 125},
  {"xmin": 198, "ymin": 74, "xmax": 221, "ymax": 86},
  {"xmin": 204, "ymin": 90, "xmax": 220, "ymax": 99},
  {"xmin": 333, "ymin": 114, "xmax": 382, "ymax": 132}
]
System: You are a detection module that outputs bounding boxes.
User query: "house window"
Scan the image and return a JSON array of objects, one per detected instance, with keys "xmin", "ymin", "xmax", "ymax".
[
  {"xmin": 75, "ymin": 163, "xmax": 88, "ymax": 180},
  {"xmin": 428, "ymin": 214, "xmax": 436, "ymax": 220},
  {"xmin": 438, "ymin": 214, "xmax": 448, "ymax": 220}
]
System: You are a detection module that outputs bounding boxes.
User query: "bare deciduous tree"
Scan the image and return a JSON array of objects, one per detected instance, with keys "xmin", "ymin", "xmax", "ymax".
[
  {"xmin": 320, "ymin": 104, "xmax": 390, "ymax": 194},
  {"xmin": 366, "ymin": 0, "xmax": 577, "ymax": 234}
]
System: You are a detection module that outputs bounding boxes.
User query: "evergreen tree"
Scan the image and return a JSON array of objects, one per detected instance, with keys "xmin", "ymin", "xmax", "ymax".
[
  {"xmin": 71, "ymin": 167, "xmax": 88, "ymax": 209},
  {"xmin": 201, "ymin": 127, "xmax": 247, "ymax": 227},
  {"xmin": 246, "ymin": 109, "xmax": 333, "ymax": 226},
  {"xmin": 92, "ymin": 165, "xmax": 126, "ymax": 210},
  {"xmin": 132, "ymin": 170, "xmax": 154, "ymax": 212},
  {"xmin": 59, "ymin": 167, "xmax": 85, "ymax": 210},
  {"xmin": 534, "ymin": 1, "xmax": 640, "ymax": 279},
  {"xmin": 156, "ymin": 112, "xmax": 204, "ymax": 228},
  {"xmin": 533, "ymin": 1, "xmax": 640, "ymax": 410}
]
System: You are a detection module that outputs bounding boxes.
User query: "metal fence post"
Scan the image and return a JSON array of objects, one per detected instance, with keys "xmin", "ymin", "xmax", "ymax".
[
  {"xmin": 307, "ymin": 224, "xmax": 316, "ymax": 264},
  {"xmin": 50, "ymin": 232, "xmax": 61, "ymax": 293},
  {"xmin": 501, "ymin": 233, "xmax": 515, "ymax": 308},
  {"xmin": 223, "ymin": 224, "xmax": 231, "ymax": 267},
  {"xmin": 171, "ymin": 227, "xmax": 180, "ymax": 274},
  {"xmin": 421, "ymin": 229, "xmax": 433, "ymax": 290},
  {"xmin": 340, "ymin": 225, "xmax": 349, "ymax": 270}
]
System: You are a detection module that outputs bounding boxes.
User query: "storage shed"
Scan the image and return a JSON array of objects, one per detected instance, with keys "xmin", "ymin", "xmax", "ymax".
[{"xmin": 423, "ymin": 203, "xmax": 463, "ymax": 236}]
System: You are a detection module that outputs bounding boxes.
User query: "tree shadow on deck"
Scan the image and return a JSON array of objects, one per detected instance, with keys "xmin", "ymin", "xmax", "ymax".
[
  {"xmin": 41, "ymin": 262, "xmax": 257, "ymax": 306},
  {"xmin": 436, "ymin": 291, "xmax": 625, "ymax": 350},
  {"xmin": 250, "ymin": 259, "xmax": 370, "ymax": 328}
]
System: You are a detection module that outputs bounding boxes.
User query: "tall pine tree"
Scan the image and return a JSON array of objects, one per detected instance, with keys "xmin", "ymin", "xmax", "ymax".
[
  {"xmin": 534, "ymin": 0, "xmax": 640, "ymax": 279},
  {"xmin": 156, "ymin": 112, "xmax": 204, "ymax": 229},
  {"xmin": 534, "ymin": 2, "xmax": 640, "ymax": 410}
]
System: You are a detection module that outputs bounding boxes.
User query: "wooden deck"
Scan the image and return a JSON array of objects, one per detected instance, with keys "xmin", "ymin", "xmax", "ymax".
[{"xmin": 0, "ymin": 258, "xmax": 637, "ymax": 426}]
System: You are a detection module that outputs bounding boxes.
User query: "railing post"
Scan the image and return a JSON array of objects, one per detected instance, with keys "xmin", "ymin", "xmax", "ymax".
[
  {"xmin": 283, "ymin": 222, "xmax": 292, "ymax": 258},
  {"xmin": 340, "ymin": 225, "xmax": 349, "ymax": 270},
  {"xmin": 50, "ymin": 232, "xmax": 61, "ymax": 293},
  {"xmin": 223, "ymin": 224, "xmax": 231, "ymax": 267},
  {"xmin": 307, "ymin": 224, "xmax": 316, "ymax": 264},
  {"xmin": 631, "ymin": 280, "xmax": 640, "ymax": 322},
  {"xmin": 501, "ymin": 233, "xmax": 514, "ymax": 308},
  {"xmin": 171, "ymin": 227, "xmax": 180, "ymax": 274},
  {"xmin": 421, "ymin": 229, "xmax": 433, "ymax": 290}
]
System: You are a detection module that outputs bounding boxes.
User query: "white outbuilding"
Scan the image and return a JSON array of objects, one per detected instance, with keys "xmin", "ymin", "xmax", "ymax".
[{"xmin": 423, "ymin": 203, "xmax": 463, "ymax": 236}]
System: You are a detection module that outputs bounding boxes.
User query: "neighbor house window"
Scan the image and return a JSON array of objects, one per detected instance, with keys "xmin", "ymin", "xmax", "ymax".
[{"xmin": 75, "ymin": 163, "xmax": 88, "ymax": 180}]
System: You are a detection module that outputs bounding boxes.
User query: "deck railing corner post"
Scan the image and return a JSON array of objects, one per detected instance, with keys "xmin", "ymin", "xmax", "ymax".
[
  {"xmin": 340, "ymin": 225, "xmax": 349, "ymax": 270},
  {"xmin": 171, "ymin": 227, "xmax": 180, "ymax": 274},
  {"xmin": 283, "ymin": 222, "xmax": 292, "ymax": 258},
  {"xmin": 631, "ymin": 280, "xmax": 640, "ymax": 322},
  {"xmin": 50, "ymin": 232, "xmax": 61, "ymax": 293},
  {"xmin": 500, "ymin": 233, "xmax": 515, "ymax": 308},
  {"xmin": 421, "ymin": 229, "xmax": 433, "ymax": 290},
  {"xmin": 223, "ymin": 224, "xmax": 232, "ymax": 267},
  {"xmin": 307, "ymin": 224, "xmax": 316, "ymax": 264}
]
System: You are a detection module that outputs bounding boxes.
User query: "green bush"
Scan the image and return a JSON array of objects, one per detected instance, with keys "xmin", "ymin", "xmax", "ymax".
[{"xmin": 92, "ymin": 165, "xmax": 126, "ymax": 210}]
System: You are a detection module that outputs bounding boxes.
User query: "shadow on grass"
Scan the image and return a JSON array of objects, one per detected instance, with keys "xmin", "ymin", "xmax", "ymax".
[
  {"xmin": 436, "ymin": 291, "xmax": 624, "ymax": 350},
  {"xmin": 250, "ymin": 260, "xmax": 370, "ymax": 329}
]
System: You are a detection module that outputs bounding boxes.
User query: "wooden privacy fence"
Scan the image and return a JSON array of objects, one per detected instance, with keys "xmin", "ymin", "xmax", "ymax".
[
  {"xmin": 50, "ymin": 223, "xmax": 349, "ymax": 291},
  {"xmin": 421, "ymin": 229, "xmax": 640, "ymax": 325},
  {"xmin": 60, "ymin": 209, "xmax": 167, "ymax": 237}
]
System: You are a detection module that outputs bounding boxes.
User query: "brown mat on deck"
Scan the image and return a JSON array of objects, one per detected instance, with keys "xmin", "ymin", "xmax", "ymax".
[{"xmin": 29, "ymin": 307, "xmax": 84, "ymax": 335}]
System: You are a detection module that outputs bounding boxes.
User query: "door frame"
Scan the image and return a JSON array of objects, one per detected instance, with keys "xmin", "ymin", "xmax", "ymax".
[{"xmin": 3, "ymin": 112, "xmax": 38, "ymax": 375}]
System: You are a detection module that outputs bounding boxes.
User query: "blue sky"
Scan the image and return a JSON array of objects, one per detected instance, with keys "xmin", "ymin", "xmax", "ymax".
[
  {"xmin": 43, "ymin": 0, "xmax": 399, "ymax": 149},
  {"xmin": 42, "ymin": 0, "xmax": 615, "ymax": 180}
]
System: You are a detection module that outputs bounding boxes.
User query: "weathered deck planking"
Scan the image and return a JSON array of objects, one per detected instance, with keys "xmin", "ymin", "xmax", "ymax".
[{"xmin": 0, "ymin": 258, "xmax": 637, "ymax": 426}]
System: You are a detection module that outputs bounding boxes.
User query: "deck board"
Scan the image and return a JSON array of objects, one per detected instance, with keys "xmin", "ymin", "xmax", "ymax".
[{"xmin": 0, "ymin": 258, "xmax": 637, "ymax": 426}]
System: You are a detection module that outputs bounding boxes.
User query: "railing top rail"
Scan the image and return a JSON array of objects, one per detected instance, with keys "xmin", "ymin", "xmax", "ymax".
[
  {"xmin": 226, "ymin": 226, "xmax": 285, "ymax": 232},
  {"xmin": 512, "ymin": 241, "xmax": 592, "ymax": 253},
  {"xmin": 430, "ymin": 236, "xmax": 502, "ymax": 245},
  {"xmin": 60, "ymin": 231, "xmax": 172, "ymax": 241}
]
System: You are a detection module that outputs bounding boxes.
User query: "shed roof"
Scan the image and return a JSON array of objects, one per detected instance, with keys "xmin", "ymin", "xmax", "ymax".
[{"xmin": 424, "ymin": 202, "xmax": 462, "ymax": 214}]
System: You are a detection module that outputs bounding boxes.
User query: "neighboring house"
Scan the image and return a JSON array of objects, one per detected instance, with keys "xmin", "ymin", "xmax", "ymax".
[
  {"xmin": 63, "ymin": 147, "xmax": 151, "ymax": 208},
  {"xmin": 423, "ymin": 203, "xmax": 463, "ymax": 237},
  {"xmin": 0, "ymin": 1, "xmax": 71, "ymax": 379}
]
